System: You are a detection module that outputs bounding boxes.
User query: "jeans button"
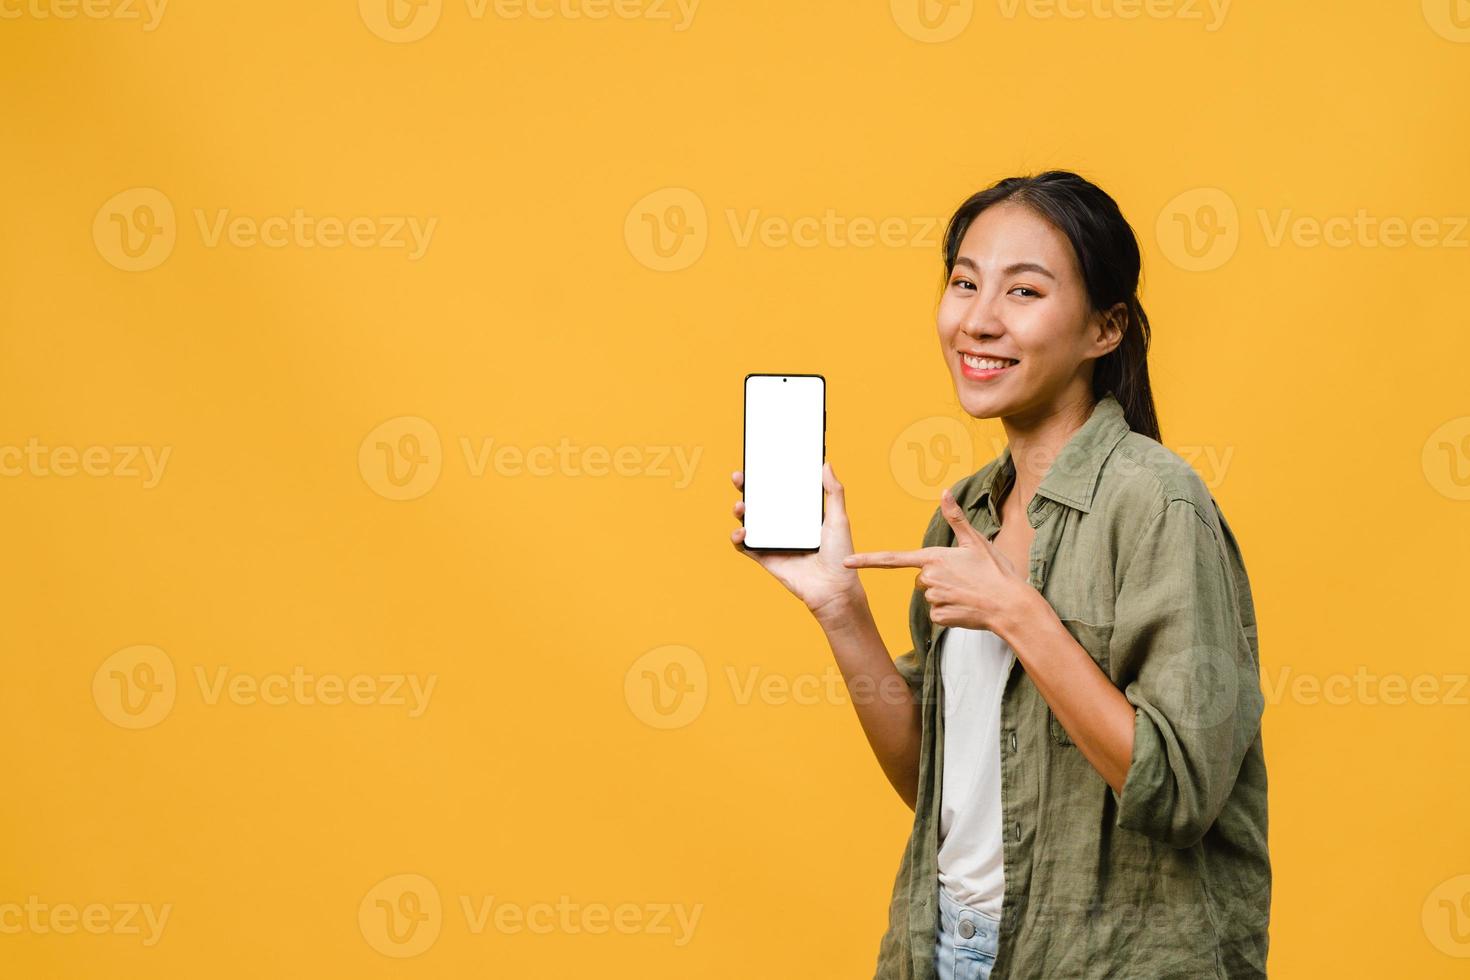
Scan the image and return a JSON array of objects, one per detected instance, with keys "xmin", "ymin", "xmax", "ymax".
[{"xmin": 958, "ymin": 919, "xmax": 975, "ymax": 939}]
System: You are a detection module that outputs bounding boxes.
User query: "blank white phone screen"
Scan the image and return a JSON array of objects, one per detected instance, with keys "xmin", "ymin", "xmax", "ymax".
[{"xmin": 743, "ymin": 375, "xmax": 824, "ymax": 550}]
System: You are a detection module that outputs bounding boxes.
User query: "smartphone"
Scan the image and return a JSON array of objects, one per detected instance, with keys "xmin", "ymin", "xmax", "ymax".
[{"xmin": 741, "ymin": 373, "xmax": 826, "ymax": 551}]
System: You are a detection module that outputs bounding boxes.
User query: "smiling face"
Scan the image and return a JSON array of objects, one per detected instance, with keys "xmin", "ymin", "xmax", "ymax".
[{"xmin": 938, "ymin": 201, "xmax": 1123, "ymax": 422}]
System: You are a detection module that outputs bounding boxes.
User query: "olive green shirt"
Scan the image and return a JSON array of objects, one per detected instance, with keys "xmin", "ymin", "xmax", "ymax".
[{"xmin": 873, "ymin": 393, "xmax": 1270, "ymax": 979}]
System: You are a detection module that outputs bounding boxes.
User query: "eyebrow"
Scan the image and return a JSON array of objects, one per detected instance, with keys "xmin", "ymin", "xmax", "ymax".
[{"xmin": 952, "ymin": 256, "xmax": 1056, "ymax": 280}]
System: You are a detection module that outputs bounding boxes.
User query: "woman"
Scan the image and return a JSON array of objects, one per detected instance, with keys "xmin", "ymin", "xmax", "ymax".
[{"xmin": 729, "ymin": 171, "xmax": 1270, "ymax": 979}]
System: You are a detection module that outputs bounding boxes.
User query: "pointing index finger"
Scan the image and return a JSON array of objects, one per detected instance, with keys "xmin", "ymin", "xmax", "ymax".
[{"xmin": 843, "ymin": 549, "xmax": 931, "ymax": 569}]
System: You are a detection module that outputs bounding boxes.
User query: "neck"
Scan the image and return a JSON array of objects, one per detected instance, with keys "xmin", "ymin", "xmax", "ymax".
[{"xmin": 999, "ymin": 390, "xmax": 1098, "ymax": 509}]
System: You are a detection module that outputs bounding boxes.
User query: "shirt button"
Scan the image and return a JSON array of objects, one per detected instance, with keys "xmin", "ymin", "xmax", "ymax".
[
  {"xmin": 1014, "ymin": 821, "xmax": 1022, "ymax": 841},
  {"xmin": 958, "ymin": 919, "xmax": 975, "ymax": 939},
  {"xmin": 1009, "ymin": 731, "xmax": 1017, "ymax": 752}
]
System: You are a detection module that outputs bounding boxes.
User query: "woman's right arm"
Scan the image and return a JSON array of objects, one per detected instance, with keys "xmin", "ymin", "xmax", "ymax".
[
  {"xmin": 812, "ymin": 593, "xmax": 923, "ymax": 811},
  {"xmin": 730, "ymin": 463, "xmax": 922, "ymax": 811}
]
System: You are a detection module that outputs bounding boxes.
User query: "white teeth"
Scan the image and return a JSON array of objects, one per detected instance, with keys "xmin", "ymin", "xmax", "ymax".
[{"xmin": 963, "ymin": 354, "xmax": 1017, "ymax": 371}]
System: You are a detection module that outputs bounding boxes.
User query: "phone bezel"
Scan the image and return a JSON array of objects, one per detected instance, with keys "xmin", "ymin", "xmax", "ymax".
[{"xmin": 741, "ymin": 373, "xmax": 826, "ymax": 553}]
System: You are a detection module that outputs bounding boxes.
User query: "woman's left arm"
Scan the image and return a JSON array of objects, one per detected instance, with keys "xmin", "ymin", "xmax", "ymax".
[
  {"xmin": 846, "ymin": 485, "xmax": 1263, "ymax": 839},
  {"xmin": 996, "ymin": 588, "xmax": 1137, "ymax": 794},
  {"xmin": 845, "ymin": 487, "xmax": 1137, "ymax": 791},
  {"xmin": 1000, "ymin": 498, "xmax": 1264, "ymax": 848}
]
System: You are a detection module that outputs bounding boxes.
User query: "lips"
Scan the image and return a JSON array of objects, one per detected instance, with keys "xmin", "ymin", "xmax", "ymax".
[
  {"xmin": 961, "ymin": 353, "xmax": 1019, "ymax": 369},
  {"xmin": 960, "ymin": 353, "xmax": 1019, "ymax": 380}
]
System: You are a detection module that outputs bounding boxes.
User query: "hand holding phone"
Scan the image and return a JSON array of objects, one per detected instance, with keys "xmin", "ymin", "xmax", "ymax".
[{"xmin": 730, "ymin": 374, "xmax": 864, "ymax": 621}]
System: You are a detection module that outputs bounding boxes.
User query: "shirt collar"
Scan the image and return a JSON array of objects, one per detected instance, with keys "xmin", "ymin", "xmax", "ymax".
[{"xmin": 959, "ymin": 392, "xmax": 1132, "ymax": 525}]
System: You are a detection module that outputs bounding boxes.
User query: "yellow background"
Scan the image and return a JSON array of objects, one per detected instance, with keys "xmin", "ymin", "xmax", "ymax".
[{"xmin": 3, "ymin": 0, "xmax": 1470, "ymax": 976}]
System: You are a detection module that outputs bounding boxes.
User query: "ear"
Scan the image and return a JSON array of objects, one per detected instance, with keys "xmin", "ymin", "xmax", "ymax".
[{"xmin": 1092, "ymin": 301, "xmax": 1128, "ymax": 358}]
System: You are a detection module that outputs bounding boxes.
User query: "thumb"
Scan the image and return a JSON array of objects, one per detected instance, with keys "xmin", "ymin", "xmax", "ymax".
[
  {"xmin": 939, "ymin": 487, "xmax": 985, "ymax": 548},
  {"xmin": 822, "ymin": 461, "xmax": 848, "ymax": 519}
]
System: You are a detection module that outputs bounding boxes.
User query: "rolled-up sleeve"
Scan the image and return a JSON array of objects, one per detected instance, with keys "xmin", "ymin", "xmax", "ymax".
[{"xmin": 1108, "ymin": 497, "xmax": 1263, "ymax": 849}]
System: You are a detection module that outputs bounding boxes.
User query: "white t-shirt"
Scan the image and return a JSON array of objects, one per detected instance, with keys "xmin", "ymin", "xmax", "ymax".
[{"xmin": 936, "ymin": 625, "xmax": 1015, "ymax": 917}]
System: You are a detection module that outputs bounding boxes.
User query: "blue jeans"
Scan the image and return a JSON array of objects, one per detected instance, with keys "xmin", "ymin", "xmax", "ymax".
[{"xmin": 935, "ymin": 885, "xmax": 1000, "ymax": 980}]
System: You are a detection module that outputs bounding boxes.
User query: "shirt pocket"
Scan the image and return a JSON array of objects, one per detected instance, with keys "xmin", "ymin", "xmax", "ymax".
[{"xmin": 1047, "ymin": 618, "xmax": 1115, "ymax": 747}]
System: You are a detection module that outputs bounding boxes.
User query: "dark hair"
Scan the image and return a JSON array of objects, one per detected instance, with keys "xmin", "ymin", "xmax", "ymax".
[{"xmin": 940, "ymin": 170, "xmax": 1162, "ymax": 442}]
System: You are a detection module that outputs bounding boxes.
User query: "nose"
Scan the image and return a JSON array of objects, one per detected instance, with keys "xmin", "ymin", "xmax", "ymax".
[{"xmin": 958, "ymin": 289, "xmax": 1005, "ymax": 341}]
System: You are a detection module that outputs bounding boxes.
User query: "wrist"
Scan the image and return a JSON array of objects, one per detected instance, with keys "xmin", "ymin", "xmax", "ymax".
[
  {"xmin": 810, "ymin": 585, "xmax": 870, "ymax": 632},
  {"xmin": 995, "ymin": 582, "xmax": 1053, "ymax": 648}
]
